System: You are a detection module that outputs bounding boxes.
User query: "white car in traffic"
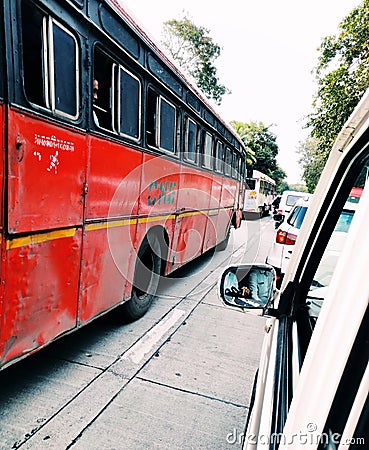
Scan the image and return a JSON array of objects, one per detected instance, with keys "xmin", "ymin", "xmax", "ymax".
[
  {"xmin": 267, "ymin": 192, "xmax": 359, "ymax": 287},
  {"xmin": 267, "ymin": 195, "xmax": 312, "ymax": 286}
]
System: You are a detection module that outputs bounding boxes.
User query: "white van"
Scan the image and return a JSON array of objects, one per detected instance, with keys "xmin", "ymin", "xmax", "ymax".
[
  {"xmin": 219, "ymin": 87, "xmax": 369, "ymax": 449},
  {"xmin": 275, "ymin": 190, "xmax": 311, "ymax": 219}
]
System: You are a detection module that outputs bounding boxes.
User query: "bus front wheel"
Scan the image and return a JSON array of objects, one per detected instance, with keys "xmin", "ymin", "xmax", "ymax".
[{"xmin": 122, "ymin": 236, "xmax": 162, "ymax": 321}]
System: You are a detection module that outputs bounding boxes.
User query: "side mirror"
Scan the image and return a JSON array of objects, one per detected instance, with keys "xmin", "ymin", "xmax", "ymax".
[{"xmin": 218, "ymin": 264, "xmax": 276, "ymax": 310}]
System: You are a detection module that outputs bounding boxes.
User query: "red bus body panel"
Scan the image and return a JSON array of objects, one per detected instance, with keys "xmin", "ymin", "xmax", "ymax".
[
  {"xmin": 203, "ymin": 173, "xmax": 224, "ymax": 253},
  {"xmin": 85, "ymin": 136, "xmax": 142, "ymax": 219},
  {"xmin": 1, "ymin": 229, "xmax": 82, "ymax": 366},
  {"xmin": 7, "ymin": 109, "xmax": 86, "ymax": 234},
  {"xmin": 0, "ymin": 102, "xmax": 4, "ymax": 361},
  {"xmin": 1, "ymin": 108, "xmax": 85, "ymax": 365},
  {"xmin": 170, "ymin": 167, "xmax": 212, "ymax": 270},
  {"xmin": 78, "ymin": 135, "xmax": 143, "ymax": 323},
  {"xmin": 0, "ymin": 102, "xmax": 3, "ymax": 230},
  {"xmin": 138, "ymin": 153, "xmax": 179, "ymax": 250}
]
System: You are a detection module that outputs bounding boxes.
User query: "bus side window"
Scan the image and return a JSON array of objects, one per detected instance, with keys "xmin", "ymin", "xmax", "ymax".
[
  {"xmin": 22, "ymin": 1, "xmax": 45, "ymax": 107},
  {"xmin": 202, "ymin": 131, "xmax": 213, "ymax": 169},
  {"xmin": 232, "ymin": 151, "xmax": 240, "ymax": 179},
  {"xmin": 21, "ymin": 0, "xmax": 79, "ymax": 119},
  {"xmin": 224, "ymin": 147, "xmax": 232, "ymax": 176},
  {"xmin": 52, "ymin": 23, "xmax": 78, "ymax": 117},
  {"xmin": 158, "ymin": 96, "xmax": 176, "ymax": 153},
  {"xmin": 215, "ymin": 141, "xmax": 223, "ymax": 173},
  {"xmin": 115, "ymin": 65, "xmax": 141, "ymax": 140},
  {"xmin": 184, "ymin": 116, "xmax": 198, "ymax": 163},
  {"xmin": 93, "ymin": 48, "xmax": 113, "ymax": 130},
  {"xmin": 146, "ymin": 86, "xmax": 157, "ymax": 147},
  {"xmin": 260, "ymin": 180, "xmax": 265, "ymax": 194}
]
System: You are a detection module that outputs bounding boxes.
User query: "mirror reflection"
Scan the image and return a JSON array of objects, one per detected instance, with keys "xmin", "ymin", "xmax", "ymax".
[{"xmin": 219, "ymin": 264, "xmax": 276, "ymax": 309}]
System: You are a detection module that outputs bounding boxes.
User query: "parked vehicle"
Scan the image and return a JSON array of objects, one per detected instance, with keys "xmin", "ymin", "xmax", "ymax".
[{"xmin": 218, "ymin": 86, "xmax": 369, "ymax": 449}]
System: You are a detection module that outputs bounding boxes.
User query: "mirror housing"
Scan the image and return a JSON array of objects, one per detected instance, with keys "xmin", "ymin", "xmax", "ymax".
[{"xmin": 218, "ymin": 263, "xmax": 276, "ymax": 311}]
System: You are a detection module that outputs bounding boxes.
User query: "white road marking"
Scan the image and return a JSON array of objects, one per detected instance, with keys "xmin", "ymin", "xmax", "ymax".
[{"xmin": 122, "ymin": 309, "xmax": 186, "ymax": 364}]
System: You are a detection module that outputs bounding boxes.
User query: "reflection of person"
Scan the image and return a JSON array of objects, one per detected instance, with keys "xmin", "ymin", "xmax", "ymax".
[
  {"xmin": 223, "ymin": 272, "xmax": 243, "ymax": 305},
  {"xmin": 248, "ymin": 269, "xmax": 274, "ymax": 305},
  {"xmin": 223, "ymin": 271, "xmax": 260, "ymax": 308},
  {"xmin": 93, "ymin": 79, "xmax": 99, "ymax": 126}
]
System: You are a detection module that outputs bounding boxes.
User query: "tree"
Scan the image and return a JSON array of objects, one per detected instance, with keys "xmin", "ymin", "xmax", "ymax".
[
  {"xmin": 304, "ymin": 0, "xmax": 369, "ymax": 190},
  {"xmin": 229, "ymin": 121, "xmax": 257, "ymax": 165},
  {"xmin": 288, "ymin": 184, "xmax": 308, "ymax": 193},
  {"xmin": 230, "ymin": 121, "xmax": 287, "ymax": 192},
  {"xmin": 297, "ymin": 137, "xmax": 325, "ymax": 193},
  {"xmin": 162, "ymin": 16, "xmax": 230, "ymax": 105}
]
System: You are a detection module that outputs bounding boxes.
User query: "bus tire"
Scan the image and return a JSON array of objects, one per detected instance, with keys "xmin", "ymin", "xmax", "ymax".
[{"xmin": 122, "ymin": 236, "xmax": 162, "ymax": 322}]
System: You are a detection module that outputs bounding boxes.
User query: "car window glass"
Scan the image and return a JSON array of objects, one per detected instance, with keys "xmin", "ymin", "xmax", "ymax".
[
  {"xmin": 307, "ymin": 167, "xmax": 367, "ymax": 316},
  {"xmin": 287, "ymin": 206, "xmax": 300, "ymax": 226},
  {"xmin": 294, "ymin": 206, "xmax": 308, "ymax": 229},
  {"xmin": 334, "ymin": 210, "xmax": 354, "ymax": 232},
  {"xmin": 286, "ymin": 194, "xmax": 302, "ymax": 206}
]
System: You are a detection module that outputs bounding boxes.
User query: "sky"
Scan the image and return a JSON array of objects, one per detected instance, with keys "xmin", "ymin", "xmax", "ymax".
[{"xmin": 119, "ymin": 0, "xmax": 361, "ymax": 183}]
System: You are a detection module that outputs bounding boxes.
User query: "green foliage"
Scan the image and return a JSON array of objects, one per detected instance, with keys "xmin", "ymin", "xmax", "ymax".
[
  {"xmin": 278, "ymin": 181, "xmax": 290, "ymax": 194},
  {"xmin": 230, "ymin": 120, "xmax": 287, "ymax": 192},
  {"xmin": 288, "ymin": 184, "xmax": 309, "ymax": 193},
  {"xmin": 229, "ymin": 121, "xmax": 257, "ymax": 165},
  {"xmin": 303, "ymin": 0, "xmax": 369, "ymax": 191},
  {"xmin": 297, "ymin": 138, "xmax": 326, "ymax": 193},
  {"xmin": 162, "ymin": 16, "xmax": 229, "ymax": 104}
]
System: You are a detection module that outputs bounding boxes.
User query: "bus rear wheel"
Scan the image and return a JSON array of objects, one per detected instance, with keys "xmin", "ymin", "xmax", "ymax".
[{"xmin": 122, "ymin": 236, "xmax": 162, "ymax": 321}]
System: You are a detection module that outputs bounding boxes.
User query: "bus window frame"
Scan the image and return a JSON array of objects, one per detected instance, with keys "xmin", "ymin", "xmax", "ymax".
[
  {"xmin": 21, "ymin": 2, "xmax": 80, "ymax": 121},
  {"xmin": 238, "ymin": 152, "xmax": 244, "ymax": 181},
  {"xmin": 202, "ymin": 130, "xmax": 213, "ymax": 170},
  {"xmin": 215, "ymin": 140, "xmax": 223, "ymax": 173},
  {"xmin": 157, "ymin": 94, "xmax": 177, "ymax": 155},
  {"xmin": 93, "ymin": 45, "xmax": 115, "ymax": 132},
  {"xmin": 224, "ymin": 146, "xmax": 232, "ymax": 176},
  {"xmin": 232, "ymin": 150, "xmax": 240, "ymax": 180},
  {"xmin": 0, "ymin": 4, "xmax": 4, "ymax": 99},
  {"xmin": 183, "ymin": 115, "xmax": 198, "ymax": 165},
  {"xmin": 112, "ymin": 63, "xmax": 142, "ymax": 142}
]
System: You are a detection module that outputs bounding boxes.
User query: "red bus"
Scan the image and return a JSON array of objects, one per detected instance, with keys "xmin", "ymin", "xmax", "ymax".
[{"xmin": 0, "ymin": 0, "xmax": 246, "ymax": 370}]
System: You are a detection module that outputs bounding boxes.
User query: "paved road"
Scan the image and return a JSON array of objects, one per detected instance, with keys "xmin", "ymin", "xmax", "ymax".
[{"xmin": 0, "ymin": 216, "xmax": 275, "ymax": 450}]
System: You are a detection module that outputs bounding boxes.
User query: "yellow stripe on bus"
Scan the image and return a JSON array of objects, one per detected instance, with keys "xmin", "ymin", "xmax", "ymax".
[
  {"xmin": 6, "ymin": 228, "xmax": 77, "ymax": 250},
  {"xmin": 84, "ymin": 210, "xmax": 211, "ymax": 231},
  {"xmin": 139, "ymin": 214, "xmax": 177, "ymax": 224},
  {"xmin": 85, "ymin": 218, "xmax": 137, "ymax": 231},
  {"xmin": 5, "ymin": 207, "xmax": 234, "ymax": 249}
]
